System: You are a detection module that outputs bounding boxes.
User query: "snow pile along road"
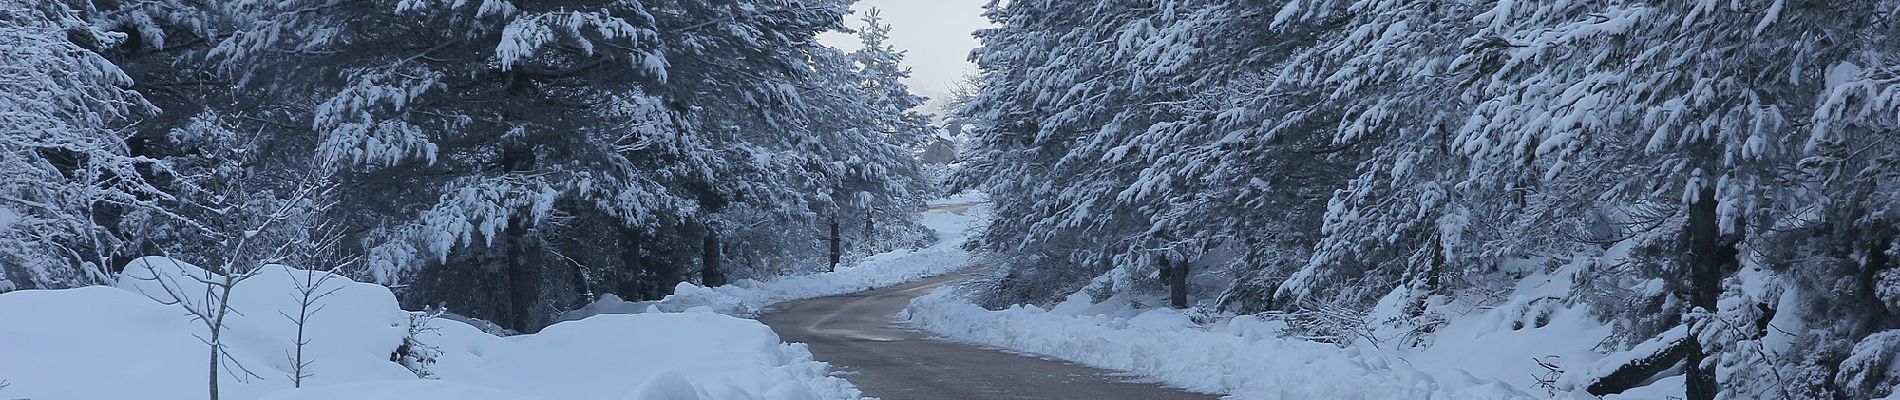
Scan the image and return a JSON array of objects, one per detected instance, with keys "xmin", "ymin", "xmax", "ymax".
[
  {"xmin": 562, "ymin": 193, "xmax": 988, "ymax": 319},
  {"xmin": 901, "ymin": 289, "xmax": 1534, "ymax": 400},
  {"xmin": 0, "ymin": 257, "xmax": 862, "ymax": 400},
  {"xmin": 895, "ymin": 254, "xmax": 1710, "ymax": 400}
]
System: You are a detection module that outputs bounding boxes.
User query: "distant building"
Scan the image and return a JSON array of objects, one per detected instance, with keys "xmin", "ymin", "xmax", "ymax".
[
  {"xmin": 920, "ymin": 121, "xmax": 966, "ymax": 164},
  {"xmin": 920, "ymin": 137, "xmax": 958, "ymax": 164}
]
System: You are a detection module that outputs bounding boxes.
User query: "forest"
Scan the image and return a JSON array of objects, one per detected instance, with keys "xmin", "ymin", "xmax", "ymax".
[
  {"xmin": 0, "ymin": 0, "xmax": 938, "ymax": 332},
  {"xmin": 952, "ymin": 1, "xmax": 1900, "ymax": 399},
  {"xmin": 6, "ymin": 0, "xmax": 1900, "ymax": 399}
]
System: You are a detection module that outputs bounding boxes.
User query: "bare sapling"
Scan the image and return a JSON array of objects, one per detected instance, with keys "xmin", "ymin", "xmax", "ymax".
[
  {"xmin": 282, "ymin": 201, "xmax": 350, "ymax": 388},
  {"xmin": 131, "ymin": 179, "xmax": 327, "ymax": 400}
]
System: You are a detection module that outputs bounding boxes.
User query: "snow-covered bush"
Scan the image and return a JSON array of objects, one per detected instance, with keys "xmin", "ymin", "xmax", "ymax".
[{"xmin": 1838, "ymin": 331, "xmax": 1900, "ymax": 400}]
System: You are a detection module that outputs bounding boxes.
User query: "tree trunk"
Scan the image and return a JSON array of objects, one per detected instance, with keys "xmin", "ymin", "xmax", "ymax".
[
  {"xmin": 505, "ymin": 219, "xmax": 542, "ymax": 331},
  {"xmin": 654, "ymin": 244, "xmax": 683, "ymax": 298},
  {"xmin": 1683, "ymin": 184, "xmax": 1737, "ymax": 400},
  {"xmin": 1856, "ymin": 220, "xmax": 1896, "ymax": 324},
  {"xmin": 1406, "ymin": 233, "xmax": 1446, "ymax": 317},
  {"xmin": 569, "ymin": 257, "xmax": 590, "ymax": 306},
  {"xmin": 702, "ymin": 228, "xmax": 724, "ymax": 287},
  {"xmin": 828, "ymin": 215, "xmax": 841, "ymax": 272},
  {"xmin": 208, "ymin": 307, "xmax": 224, "ymax": 400},
  {"xmin": 1157, "ymin": 255, "xmax": 1188, "ymax": 309},
  {"xmin": 1586, "ymin": 327, "xmax": 1693, "ymax": 396},
  {"xmin": 617, "ymin": 226, "xmax": 644, "ymax": 298},
  {"xmin": 864, "ymin": 210, "xmax": 875, "ymax": 250}
]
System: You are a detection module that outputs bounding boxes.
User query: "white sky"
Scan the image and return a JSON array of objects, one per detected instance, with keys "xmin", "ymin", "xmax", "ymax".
[{"xmin": 817, "ymin": 0, "xmax": 991, "ymax": 106}]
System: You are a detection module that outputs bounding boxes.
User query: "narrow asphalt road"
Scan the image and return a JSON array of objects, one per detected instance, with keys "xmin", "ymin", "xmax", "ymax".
[{"xmin": 756, "ymin": 272, "xmax": 1220, "ymax": 400}]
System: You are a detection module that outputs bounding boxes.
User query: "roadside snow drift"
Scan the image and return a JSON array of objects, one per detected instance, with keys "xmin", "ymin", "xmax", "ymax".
[
  {"xmin": 902, "ymin": 289, "xmax": 1533, "ymax": 400},
  {"xmin": 0, "ymin": 257, "xmax": 862, "ymax": 400},
  {"xmin": 897, "ymin": 251, "xmax": 1714, "ymax": 400}
]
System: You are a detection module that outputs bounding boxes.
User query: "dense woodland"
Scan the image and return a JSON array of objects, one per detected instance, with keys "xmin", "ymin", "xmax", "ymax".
[
  {"xmin": 955, "ymin": 1, "xmax": 1900, "ymax": 399},
  {"xmin": 0, "ymin": 0, "xmax": 938, "ymax": 332},
  {"xmin": 12, "ymin": 0, "xmax": 1900, "ymax": 398}
]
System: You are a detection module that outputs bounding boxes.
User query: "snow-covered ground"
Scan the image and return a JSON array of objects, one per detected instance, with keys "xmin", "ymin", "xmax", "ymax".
[
  {"xmin": 560, "ymin": 192, "xmax": 988, "ymax": 320},
  {"xmin": 904, "ymin": 289, "xmax": 1534, "ymax": 399},
  {"xmin": 897, "ymin": 237, "xmax": 1711, "ymax": 399},
  {"xmin": 0, "ymin": 194, "xmax": 989, "ymax": 400},
  {"xmin": 0, "ymin": 257, "xmax": 860, "ymax": 400}
]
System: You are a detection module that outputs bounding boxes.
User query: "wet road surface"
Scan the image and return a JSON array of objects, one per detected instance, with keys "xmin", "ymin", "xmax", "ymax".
[{"xmin": 756, "ymin": 272, "xmax": 1221, "ymax": 400}]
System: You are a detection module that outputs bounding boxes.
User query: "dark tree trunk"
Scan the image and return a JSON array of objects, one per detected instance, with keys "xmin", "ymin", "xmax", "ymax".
[
  {"xmin": 504, "ymin": 218, "xmax": 542, "ymax": 331},
  {"xmin": 655, "ymin": 259, "xmax": 682, "ymax": 297},
  {"xmin": 569, "ymin": 256, "xmax": 591, "ymax": 305},
  {"xmin": 616, "ymin": 226, "xmax": 645, "ymax": 298},
  {"xmin": 1683, "ymin": 184, "xmax": 1738, "ymax": 400},
  {"xmin": 1585, "ymin": 329, "xmax": 1693, "ymax": 396},
  {"xmin": 864, "ymin": 210, "xmax": 875, "ymax": 250},
  {"xmin": 1157, "ymin": 255, "xmax": 1188, "ymax": 309},
  {"xmin": 1858, "ymin": 221, "xmax": 1896, "ymax": 322},
  {"xmin": 1406, "ymin": 233, "xmax": 1447, "ymax": 318},
  {"xmin": 1684, "ymin": 336, "xmax": 1715, "ymax": 400},
  {"xmin": 828, "ymin": 215, "xmax": 841, "ymax": 272},
  {"xmin": 702, "ymin": 228, "xmax": 724, "ymax": 287}
]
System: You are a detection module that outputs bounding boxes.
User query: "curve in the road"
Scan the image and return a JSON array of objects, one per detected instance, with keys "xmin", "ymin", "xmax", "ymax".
[{"xmin": 757, "ymin": 272, "xmax": 1220, "ymax": 400}]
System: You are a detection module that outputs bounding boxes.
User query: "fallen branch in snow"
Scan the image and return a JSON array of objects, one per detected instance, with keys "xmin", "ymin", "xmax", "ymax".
[
  {"xmin": 1531, "ymin": 356, "xmax": 1564, "ymax": 396},
  {"xmin": 1580, "ymin": 325, "xmax": 1691, "ymax": 396}
]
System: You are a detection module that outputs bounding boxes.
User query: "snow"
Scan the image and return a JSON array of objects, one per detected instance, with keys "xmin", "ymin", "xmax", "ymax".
[
  {"xmin": 442, "ymin": 311, "xmax": 859, "ymax": 400},
  {"xmin": 115, "ymin": 257, "xmax": 417, "ymax": 388},
  {"xmin": 904, "ymin": 289, "xmax": 1533, "ymax": 399},
  {"xmin": 0, "ymin": 257, "xmax": 866, "ymax": 400},
  {"xmin": 1396, "ymin": 259, "xmax": 1625, "ymax": 396},
  {"xmin": 560, "ymin": 192, "xmax": 989, "ymax": 319},
  {"xmin": 258, "ymin": 380, "xmax": 532, "ymax": 400},
  {"xmin": 0, "ymin": 286, "xmax": 244, "ymax": 399},
  {"xmin": 898, "ymin": 245, "xmax": 1697, "ymax": 399},
  {"xmin": 0, "ymin": 194, "xmax": 995, "ymax": 400}
]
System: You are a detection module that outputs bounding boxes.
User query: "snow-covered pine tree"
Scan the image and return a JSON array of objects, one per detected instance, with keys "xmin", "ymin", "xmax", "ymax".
[
  {"xmin": 1446, "ymin": 2, "xmax": 1880, "ymax": 397},
  {"xmin": 959, "ymin": 0, "xmax": 1204, "ymax": 307},
  {"xmin": 1767, "ymin": 4, "xmax": 1900, "ymax": 397},
  {"xmin": 190, "ymin": 0, "xmax": 696, "ymax": 330},
  {"xmin": 649, "ymin": 0, "xmax": 933, "ymax": 280},
  {"xmin": 850, "ymin": 8, "xmax": 934, "ymax": 149},
  {"xmin": 1255, "ymin": 0, "xmax": 1498, "ymax": 346},
  {"xmin": 959, "ymin": 0, "xmax": 1340, "ymax": 311},
  {"xmin": 845, "ymin": 8, "xmax": 935, "ymax": 255},
  {"xmin": 0, "ymin": 0, "xmax": 168, "ymax": 290},
  {"xmin": 961, "ymin": 1, "xmax": 1900, "ymax": 397},
  {"xmin": 94, "ymin": 0, "xmax": 930, "ymax": 331}
]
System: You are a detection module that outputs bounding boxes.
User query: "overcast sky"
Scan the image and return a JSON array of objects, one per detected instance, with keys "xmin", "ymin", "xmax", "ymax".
[{"xmin": 817, "ymin": 0, "xmax": 991, "ymax": 103}]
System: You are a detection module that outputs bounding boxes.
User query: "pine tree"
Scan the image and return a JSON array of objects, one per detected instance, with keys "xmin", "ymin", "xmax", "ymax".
[
  {"xmin": 850, "ymin": 8, "xmax": 934, "ymax": 149},
  {"xmin": 38, "ymin": 0, "xmax": 934, "ymax": 332},
  {"xmin": 0, "ymin": 1, "xmax": 166, "ymax": 289}
]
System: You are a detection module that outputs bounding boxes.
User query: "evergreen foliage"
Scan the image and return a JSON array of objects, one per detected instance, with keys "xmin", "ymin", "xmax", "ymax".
[
  {"xmin": 0, "ymin": 0, "xmax": 934, "ymax": 333},
  {"xmin": 958, "ymin": 1, "xmax": 1900, "ymax": 398}
]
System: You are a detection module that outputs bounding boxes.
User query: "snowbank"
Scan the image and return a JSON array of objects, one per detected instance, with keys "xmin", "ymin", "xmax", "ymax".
[
  {"xmin": 0, "ymin": 257, "xmax": 863, "ymax": 400},
  {"xmin": 0, "ymin": 193, "xmax": 996, "ymax": 400},
  {"xmin": 257, "ymin": 380, "xmax": 532, "ymax": 400},
  {"xmin": 902, "ymin": 288, "xmax": 1534, "ymax": 399},
  {"xmin": 438, "ymin": 311, "xmax": 859, "ymax": 400},
  {"xmin": 562, "ymin": 193, "xmax": 988, "ymax": 319},
  {"xmin": 898, "ymin": 248, "xmax": 1712, "ymax": 399}
]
